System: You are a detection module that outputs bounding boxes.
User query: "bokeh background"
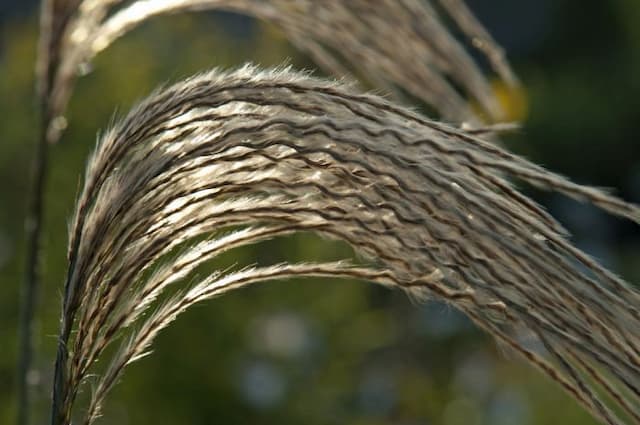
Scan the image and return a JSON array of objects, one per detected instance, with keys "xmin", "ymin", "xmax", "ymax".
[{"xmin": 1, "ymin": 1, "xmax": 640, "ymax": 424}]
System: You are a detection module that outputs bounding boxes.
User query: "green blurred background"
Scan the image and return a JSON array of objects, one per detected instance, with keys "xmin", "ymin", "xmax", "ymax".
[{"xmin": 1, "ymin": 1, "xmax": 640, "ymax": 424}]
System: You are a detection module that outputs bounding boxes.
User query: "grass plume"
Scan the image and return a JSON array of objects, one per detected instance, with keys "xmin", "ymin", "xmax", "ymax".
[
  {"xmin": 21, "ymin": 2, "xmax": 513, "ymax": 424},
  {"xmin": 50, "ymin": 65, "xmax": 640, "ymax": 425},
  {"xmin": 43, "ymin": 0, "xmax": 517, "ymax": 146}
]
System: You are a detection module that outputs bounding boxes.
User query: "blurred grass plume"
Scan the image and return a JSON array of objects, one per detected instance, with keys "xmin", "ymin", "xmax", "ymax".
[{"xmin": 39, "ymin": 0, "xmax": 519, "ymax": 145}]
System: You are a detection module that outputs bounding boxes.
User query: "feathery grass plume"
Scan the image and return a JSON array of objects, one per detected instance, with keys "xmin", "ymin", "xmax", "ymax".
[
  {"xmin": 50, "ymin": 65, "xmax": 640, "ymax": 425},
  {"xmin": 21, "ymin": 2, "xmax": 515, "ymax": 423},
  {"xmin": 43, "ymin": 0, "xmax": 518, "ymax": 146}
]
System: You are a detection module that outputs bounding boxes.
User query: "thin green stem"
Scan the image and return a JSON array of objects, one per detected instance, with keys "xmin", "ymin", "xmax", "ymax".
[{"xmin": 17, "ymin": 104, "xmax": 50, "ymax": 425}]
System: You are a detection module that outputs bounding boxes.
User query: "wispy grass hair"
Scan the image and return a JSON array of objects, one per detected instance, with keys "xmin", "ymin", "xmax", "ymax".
[{"xmin": 51, "ymin": 65, "xmax": 640, "ymax": 425}]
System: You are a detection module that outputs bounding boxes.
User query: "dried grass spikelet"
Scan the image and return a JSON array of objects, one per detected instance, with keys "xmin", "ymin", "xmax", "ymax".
[
  {"xmin": 51, "ymin": 65, "xmax": 640, "ymax": 425},
  {"xmin": 40, "ymin": 0, "xmax": 518, "ymax": 144}
]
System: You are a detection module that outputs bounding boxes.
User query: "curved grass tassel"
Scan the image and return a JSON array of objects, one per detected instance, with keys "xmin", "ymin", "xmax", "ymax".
[
  {"xmin": 51, "ymin": 66, "xmax": 640, "ymax": 425},
  {"xmin": 43, "ymin": 0, "xmax": 518, "ymax": 146},
  {"xmin": 26, "ymin": 2, "xmax": 514, "ymax": 423}
]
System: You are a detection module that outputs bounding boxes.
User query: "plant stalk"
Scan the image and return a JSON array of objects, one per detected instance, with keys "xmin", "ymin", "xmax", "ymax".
[{"xmin": 17, "ymin": 103, "xmax": 50, "ymax": 425}]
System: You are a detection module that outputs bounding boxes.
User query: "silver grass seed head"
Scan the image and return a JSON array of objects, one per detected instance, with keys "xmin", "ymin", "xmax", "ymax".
[{"xmin": 51, "ymin": 66, "xmax": 640, "ymax": 425}]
